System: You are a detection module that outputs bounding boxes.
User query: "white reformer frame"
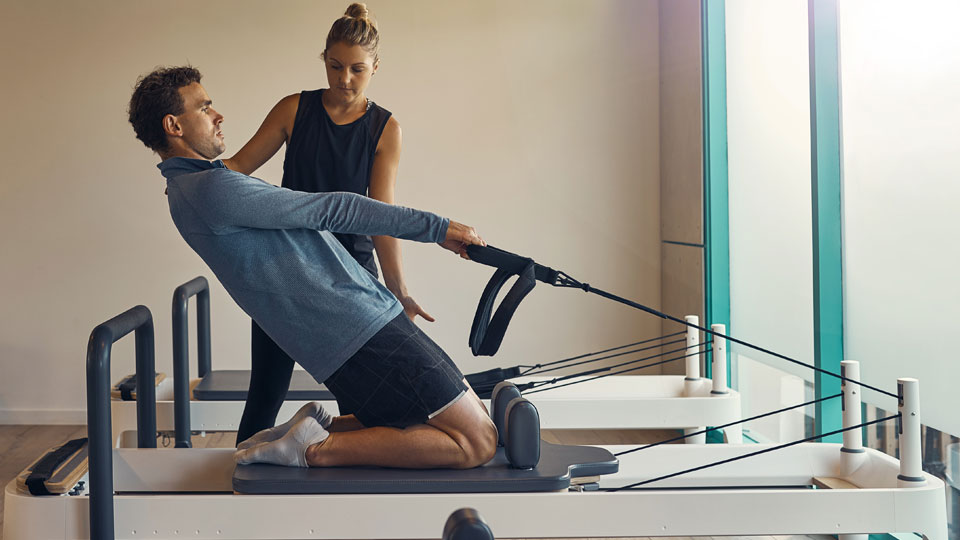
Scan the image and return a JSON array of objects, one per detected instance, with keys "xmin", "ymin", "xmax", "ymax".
[
  {"xmin": 3, "ymin": 376, "xmax": 946, "ymax": 539},
  {"xmin": 5, "ymin": 345, "xmax": 946, "ymax": 540},
  {"xmin": 111, "ymin": 305, "xmax": 741, "ymax": 447}
]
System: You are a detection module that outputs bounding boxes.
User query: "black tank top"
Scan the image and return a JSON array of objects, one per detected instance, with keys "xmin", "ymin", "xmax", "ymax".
[{"xmin": 282, "ymin": 89, "xmax": 392, "ymax": 277}]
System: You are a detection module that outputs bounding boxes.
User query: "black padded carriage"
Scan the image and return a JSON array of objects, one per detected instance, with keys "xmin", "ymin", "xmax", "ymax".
[{"xmin": 233, "ymin": 441, "xmax": 618, "ymax": 494}]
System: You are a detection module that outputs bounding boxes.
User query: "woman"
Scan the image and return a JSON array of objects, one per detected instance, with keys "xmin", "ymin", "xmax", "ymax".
[{"xmin": 223, "ymin": 3, "xmax": 429, "ymax": 443}]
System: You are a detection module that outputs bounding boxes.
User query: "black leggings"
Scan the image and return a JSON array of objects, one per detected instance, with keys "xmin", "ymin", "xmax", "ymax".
[
  {"xmin": 236, "ymin": 320, "xmax": 295, "ymax": 445},
  {"xmin": 236, "ymin": 321, "xmax": 357, "ymax": 445}
]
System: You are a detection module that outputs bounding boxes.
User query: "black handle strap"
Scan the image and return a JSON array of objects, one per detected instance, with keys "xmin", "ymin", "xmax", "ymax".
[
  {"xmin": 466, "ymin": 245, "xmax": 560, "ymax": 284},
  {"xmin": 467, "ymin": 245, "xmax": 564, "ymax": 357},
  {"xmin": 469, "ymin": 265, "xmax": 536, "ymax": 356}
]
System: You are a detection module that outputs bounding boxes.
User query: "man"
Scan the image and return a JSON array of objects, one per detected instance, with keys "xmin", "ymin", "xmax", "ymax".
[{"xmin": 128, "ymin": 66, "xmax": 497, "ymax": 469}]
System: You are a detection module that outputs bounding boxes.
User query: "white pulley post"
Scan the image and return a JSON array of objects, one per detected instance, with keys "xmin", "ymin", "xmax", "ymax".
[
  {"xmin": 839, "ymin": 360, "xmax": 865, "ymax": 478},
  {"xmin": 710, "ymin": 324, "xmax": 728, "ymax": 395},
  {"xmin": 898, "ymin": 378, "xmax": 926, "ymax": 487},
  {"xmin": 682, "ymin": 315, "xmax": 705, "ymax": 443},
  {"xmin": 684, "ymin": 315, "xmax": 701, "ymax": 382}
]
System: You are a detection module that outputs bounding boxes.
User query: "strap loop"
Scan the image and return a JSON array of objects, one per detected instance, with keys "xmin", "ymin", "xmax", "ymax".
[
  {"xmin": 470, "ymin": 263, "xmax": 536, "ymax": 356},
  {"xmin": 467, "ymin": 245, "xmax": 562, "ymax": 356}
]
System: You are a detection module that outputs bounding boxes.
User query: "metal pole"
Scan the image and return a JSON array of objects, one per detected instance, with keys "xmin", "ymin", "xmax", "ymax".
[
  {"xmin": 171, "ymin": 276, "xmax": 209, "ymax": 448},
  {"xmin": 86, "ymin": 305, "xmax": 155, "ymax": 540}
]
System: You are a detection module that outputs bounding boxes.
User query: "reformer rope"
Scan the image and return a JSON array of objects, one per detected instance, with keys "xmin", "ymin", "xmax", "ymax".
[
  {"xmin": 519, "ymin": 331, "xmax": 686, "ymax": 375},
  {"xmin": 465, "ymin": 332, "xmax": 694, "ymax": 396},
  {"xmin": 524, "ymin": 346, "xmax": 711, "ymax": 394},
  {"xmin": 525, "ymin": 337, "xmax": 687, "ymax": 377},
  {"xmin": 605, "ymin": 413, "xmax": 899, "ymax": 491},
  {"xmin": 552, "ymin": 271, "xmax": 899, "ymax": 400},
  {"xmin": 613, "ymin": 393, "xmax": 843, "ymax": 456}
]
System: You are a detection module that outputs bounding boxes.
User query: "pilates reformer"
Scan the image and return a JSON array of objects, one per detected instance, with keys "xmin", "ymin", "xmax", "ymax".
[
  {"xmin": 110, "ymin": 271, "xmax": 741, "ymax": 448},
  {"xmin": 5, "ymin": 282, "xmax": 947, "ymax": 539}
]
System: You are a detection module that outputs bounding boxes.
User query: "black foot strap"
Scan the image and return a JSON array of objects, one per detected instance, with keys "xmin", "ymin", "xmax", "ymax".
[{"xmin": 25, "ymin": 438, "xmax": 88, "ymax": 496}]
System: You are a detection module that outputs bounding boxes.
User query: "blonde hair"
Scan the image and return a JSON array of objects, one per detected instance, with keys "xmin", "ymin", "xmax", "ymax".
[{"xmin": 324, "ymin": 3, "xmax": 380, "ymax": 63}]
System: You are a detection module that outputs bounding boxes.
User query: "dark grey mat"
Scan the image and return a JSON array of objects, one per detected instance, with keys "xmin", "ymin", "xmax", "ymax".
[
  {"xmin": 193, "ymin": 370, "xmax": 335, "ymax": 401},
  {"xmin": 233, "ymin": 441, "xmax": 618, "ymax": 494}
]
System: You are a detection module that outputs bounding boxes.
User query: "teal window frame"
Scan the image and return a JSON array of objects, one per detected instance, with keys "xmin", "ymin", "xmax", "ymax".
[
  {"xmin": 701, "ymin": 0, "xmax": 730, "ymax": 383},
  {"xmin": 808, "ymin": 0, "xmax": 843, "ymax": 442}
]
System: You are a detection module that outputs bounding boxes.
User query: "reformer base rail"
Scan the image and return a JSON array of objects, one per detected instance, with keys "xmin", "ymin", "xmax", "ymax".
[{"xmin": 3, "ymin": 445, "xmax": 946, "ymax": 539}]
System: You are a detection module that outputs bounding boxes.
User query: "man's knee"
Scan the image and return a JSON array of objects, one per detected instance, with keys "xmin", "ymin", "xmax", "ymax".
[
  {"xmin": 431, "ymin": 394, "xmax": 498, "ymax": 468},
  {"xmin": 457, "ymin": 416, "xmax": 498, "ymax": 468},
  {"xmin": 452, "ymin": 393, "xmax": 497, "ymax": 469}
]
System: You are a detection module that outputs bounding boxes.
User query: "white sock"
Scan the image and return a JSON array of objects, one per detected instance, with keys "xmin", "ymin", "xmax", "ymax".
[
  {"xmin": 234, "ymin": 416, "xmax": 329, "ymax": 467},
  {"xmin": 237, "ymin": 402, "xmax": 333, "ymax": 450}
]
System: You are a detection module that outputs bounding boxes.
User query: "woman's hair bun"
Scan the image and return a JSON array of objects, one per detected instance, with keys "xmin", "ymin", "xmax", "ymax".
[{"xmin": 345, "ymin": 3, "xmax": 369, "ymax": 20}]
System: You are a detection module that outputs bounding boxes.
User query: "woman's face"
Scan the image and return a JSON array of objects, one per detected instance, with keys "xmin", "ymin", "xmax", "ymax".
[{"xmin": 324, "ymin": 42, "xmax": 377, "ymax": 102}]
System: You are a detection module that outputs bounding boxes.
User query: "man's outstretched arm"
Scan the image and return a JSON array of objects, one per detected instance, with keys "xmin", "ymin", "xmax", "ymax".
[{"xmin": 193, "ymin": 171, "xmax": 450, "ymax": 243}]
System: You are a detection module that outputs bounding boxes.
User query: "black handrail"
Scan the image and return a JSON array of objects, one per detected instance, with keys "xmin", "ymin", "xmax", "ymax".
[
  {"xmin": 86, "ymin": 305, "xmax": 156, "ymax": 540},
  {"xmin": 172, "ymin": 276, "xmax": 211, "ymax": 448}
]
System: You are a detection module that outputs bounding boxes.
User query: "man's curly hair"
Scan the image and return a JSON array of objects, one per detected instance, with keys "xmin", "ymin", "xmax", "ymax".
[{"xmin": 128, "ymin": 66, "xmax": 202, "ymax": 153}]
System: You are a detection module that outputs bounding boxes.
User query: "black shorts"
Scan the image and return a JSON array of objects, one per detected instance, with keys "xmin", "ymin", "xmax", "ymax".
[{"xmin": 324, "ymin": 313, "xmax": 467, "ymax": 429}]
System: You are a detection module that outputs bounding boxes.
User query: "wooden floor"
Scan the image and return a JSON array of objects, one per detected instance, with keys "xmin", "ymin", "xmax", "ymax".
[{"xmin": 0, "ymin": 425, "xmax": 823, "ymax": 540}]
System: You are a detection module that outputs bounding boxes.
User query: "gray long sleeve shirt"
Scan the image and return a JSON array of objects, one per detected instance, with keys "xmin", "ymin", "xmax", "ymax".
[{"xmin": 159, "ymin": 157, "xmax": 449, "ymax": 382}]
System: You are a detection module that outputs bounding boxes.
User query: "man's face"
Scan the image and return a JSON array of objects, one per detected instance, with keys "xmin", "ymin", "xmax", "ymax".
[{"xmin": 170, "ymin": 82, "xmax": 225, "ymax": 159}]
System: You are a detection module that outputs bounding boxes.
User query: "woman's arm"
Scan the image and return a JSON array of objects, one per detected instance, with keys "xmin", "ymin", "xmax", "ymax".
[
  {"xmin": 222, "ymin": 94, "xmax": 299, "ymax": 175},
  {"xmin": 369, "ymin": 117, "xmax": 434, "ymax": 322}
]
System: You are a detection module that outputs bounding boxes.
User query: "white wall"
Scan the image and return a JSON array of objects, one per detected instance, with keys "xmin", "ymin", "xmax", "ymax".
[
  {"xmin": 839, "ymin": 0, "xmax": 960, "ymax": 436},
  {"xmin": 0, "ymin": 0, "xmax": 662, "ymax": 423}
]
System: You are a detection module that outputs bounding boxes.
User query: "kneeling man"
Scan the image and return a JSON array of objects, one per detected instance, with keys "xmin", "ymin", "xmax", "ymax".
[{"xmin": 128, "ymin": 66, "xmax": 496, "ymax": 469}]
